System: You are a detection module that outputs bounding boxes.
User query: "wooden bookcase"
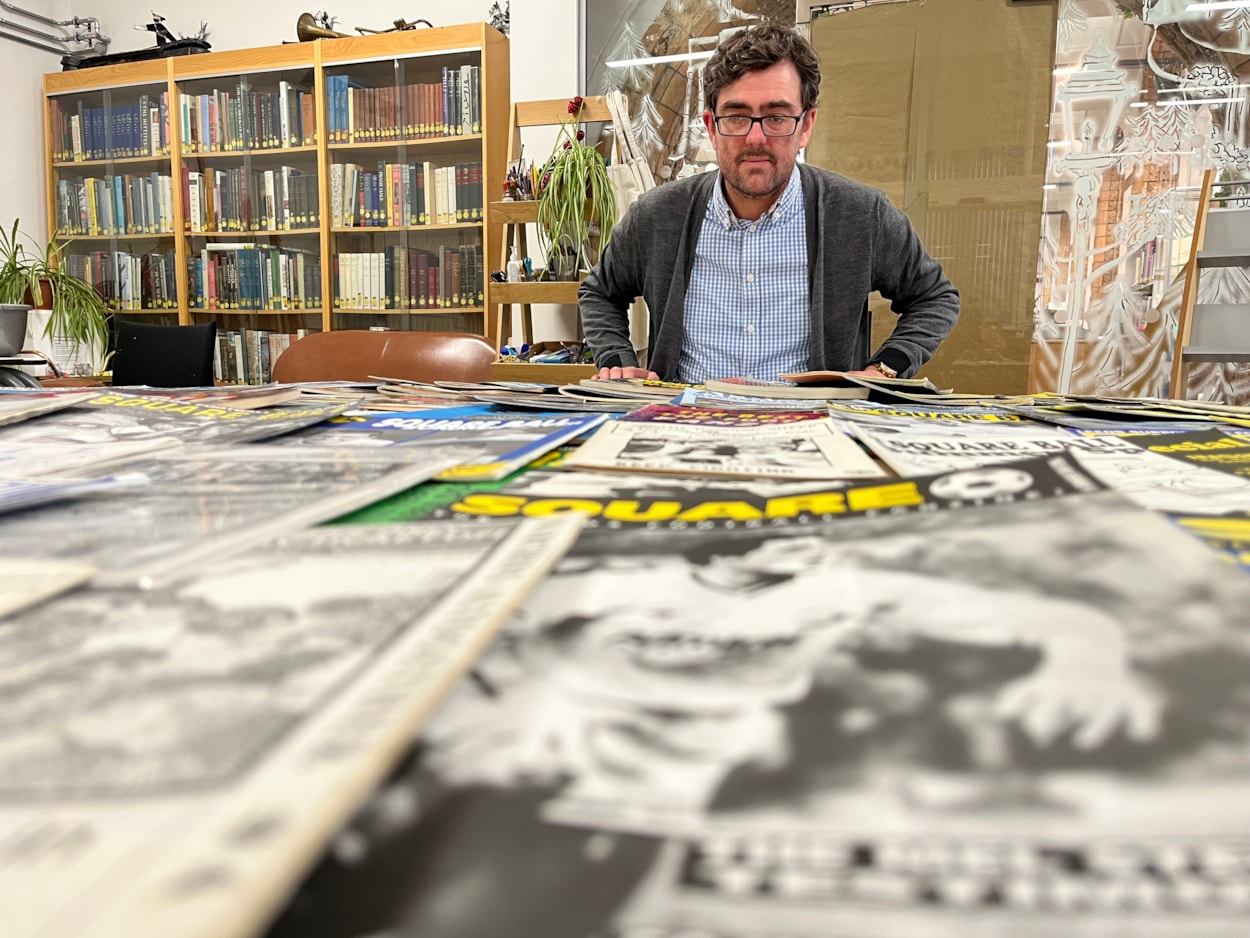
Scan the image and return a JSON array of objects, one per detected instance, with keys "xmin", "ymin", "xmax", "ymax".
[{"xmin": 42, "ymin": 23, "xmax": 510, "ymax": 378}]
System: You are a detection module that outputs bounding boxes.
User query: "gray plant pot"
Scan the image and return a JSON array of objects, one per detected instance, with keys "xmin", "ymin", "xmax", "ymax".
[{"xmin": 0, "ymin": 304, "xmax": 30, "ymax": 356}]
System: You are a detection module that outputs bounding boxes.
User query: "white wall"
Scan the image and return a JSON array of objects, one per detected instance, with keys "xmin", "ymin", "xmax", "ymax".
[
  {"xmin": 87, "ymin": 0, "xmax": 584, "ymax": 343},
  {"xmin": 3, "ymin": 0, "xmax": 584, "ymax": 340},
  {"xmin": 0, "ymin": 0, "xmax": 74, "ymax": 247}
]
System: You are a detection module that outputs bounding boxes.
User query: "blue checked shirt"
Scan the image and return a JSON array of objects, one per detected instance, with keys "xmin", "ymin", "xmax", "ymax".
[{"xmin": 678, "ymin": 167, "xmax": 810, "ymax": 384}]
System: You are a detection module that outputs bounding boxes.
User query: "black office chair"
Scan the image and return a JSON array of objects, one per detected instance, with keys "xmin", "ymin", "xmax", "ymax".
[{"xmin": 110, "ymin": 321, "xmax": 218, "ymax": 388}]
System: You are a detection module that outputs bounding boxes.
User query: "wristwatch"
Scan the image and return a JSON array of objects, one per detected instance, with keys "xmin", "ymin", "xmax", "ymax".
[{"xmin": 868, "ymin": 360, "xmax": 899, "ymax": 379}]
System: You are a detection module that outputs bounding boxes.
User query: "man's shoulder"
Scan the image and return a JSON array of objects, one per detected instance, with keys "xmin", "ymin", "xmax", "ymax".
[{"xmin": 799, "ymin": 163, "xmax": 889, "ymax": 209}]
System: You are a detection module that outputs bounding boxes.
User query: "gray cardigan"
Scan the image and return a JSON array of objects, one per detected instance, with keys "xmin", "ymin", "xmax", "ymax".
[{"xmin": 578, "ymin": 163, "xmax": 959, "ymax": 380}]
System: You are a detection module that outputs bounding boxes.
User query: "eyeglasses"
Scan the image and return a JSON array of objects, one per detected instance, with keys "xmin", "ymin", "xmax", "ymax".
[{"xmin": 712, "ymin": 113, "xmax": 806, "ymax": 137}]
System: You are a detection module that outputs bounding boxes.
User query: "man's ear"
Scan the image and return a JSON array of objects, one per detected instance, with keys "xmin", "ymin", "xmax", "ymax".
[
  {"xmin": 797, "ymin": 108, "xmax": 817, "ymax": 149},
  {"xmin": 702, "ymin": 109, "xmax": 716, "ymax": 139}
]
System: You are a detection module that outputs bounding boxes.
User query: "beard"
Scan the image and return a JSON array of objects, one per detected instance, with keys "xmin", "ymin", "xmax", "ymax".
[{"xmin": 721, "ymin": 146, "xmax": 793, "ymax": 204}]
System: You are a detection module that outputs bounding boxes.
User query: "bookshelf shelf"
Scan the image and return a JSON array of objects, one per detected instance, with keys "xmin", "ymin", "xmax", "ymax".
[
  {"xmin": 333, "ymin": 306, "xmax": 486, "ymax": 315},
  {"xmin": 52, "ymin": 154, "xmax": 172, "ymax": 169},
  {"xmin": 180, "ymin": 145, "xmax": 321, "ymax": 159},
  {"xmin": 331, "ymin": 222, "xmax": 480, "ymax": 233},
  {"xmin": 43, "ymin": 22, "xmax": 510, "ymax": 381}
]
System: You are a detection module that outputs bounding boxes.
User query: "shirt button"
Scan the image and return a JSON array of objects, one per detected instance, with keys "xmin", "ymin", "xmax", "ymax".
[
  {"xmin": 746, "ymin": 324, "xmax": 755, "ymax": 333},
  {"xmin": 746, "ymin": 273, "xmax": 754, "ymax": 283},
  {"xmin": 749, "ymin": 225, "xmax": 757, "ymax": 233}
]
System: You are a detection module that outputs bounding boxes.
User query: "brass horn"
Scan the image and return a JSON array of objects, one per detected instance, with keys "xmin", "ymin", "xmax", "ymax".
[{"xmin": 296, "ymin": 12, "xmax": 352, "ymax": 41}]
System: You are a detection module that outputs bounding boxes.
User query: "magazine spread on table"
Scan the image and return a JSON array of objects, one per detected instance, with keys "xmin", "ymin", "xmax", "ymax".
[
  {"xmin": 0, "ymin": 515, "xmax": 585, "ymax": 938},
  {"xmin": 0, "ymin": 557, "xmax": 96, "ymax": 617},
  {"xmin": 854, "ymin": 425, "xmax": 1250, "ymax": 517},
  {"xmin": 271, "ymin": 407, "xmax": 610, "ymax": 481},
  {"xmin": 564, "ymin": 418, "xmax": 887, "ymax": 480},
  {"xmin": 0, "ymin": 389, "xmax": 100, "ymax": 425},
  {"xmin": 0, "ymin": 392, "xmax": 355, "ymax": 446},
  {"xmin": 0, "ymin": 446, "xmax": 473, "ymax": 589},
  {"xmin": 263, "ymin": 453, "xmax": 1250, "ymax": 938}
]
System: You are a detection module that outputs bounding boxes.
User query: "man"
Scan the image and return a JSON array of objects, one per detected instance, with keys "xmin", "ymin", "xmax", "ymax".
[{"xmin": 579, "ymin": 22, "xmax": 960, "ymax": 383}]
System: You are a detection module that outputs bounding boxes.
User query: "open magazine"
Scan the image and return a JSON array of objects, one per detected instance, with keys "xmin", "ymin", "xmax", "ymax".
[
  {"xmin": 0, "ymin": 514, "xmax": 585, "ymax": 938},
  {"xmin": 564, "ymin": 418, "xmax": 886, "ymax": 480},
  {"xmin": 265, "ymin": 453, "xmax": 1250, "ymax": 938}
]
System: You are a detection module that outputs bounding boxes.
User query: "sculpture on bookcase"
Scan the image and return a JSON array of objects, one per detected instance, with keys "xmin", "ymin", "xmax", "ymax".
[{"xmin": 296, "ymin": 11, "xmax": 433, "ymax": 41}]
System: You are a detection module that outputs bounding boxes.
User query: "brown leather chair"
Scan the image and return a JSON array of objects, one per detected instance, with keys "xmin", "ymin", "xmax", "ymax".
[{"xmin": 271, "ymin": 330, "xmax": 497, "ymax": 384}]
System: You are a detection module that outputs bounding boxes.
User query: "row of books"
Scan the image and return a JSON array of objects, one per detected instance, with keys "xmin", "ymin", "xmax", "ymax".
[
  {"xmin": 49, "ymin": 93, "xmax": 171, "ymax": 162},
  {"xmin": 184, "ymin": 166, "xmax": 320, "ymax": 233},
  {"xmin": 180, "ymin": 80, "xmax": 317, "ymax": 154},
  {"xmin": 325, "ymin": 66, "xmax": 479, "ymax": 143},
  {"xmin": 331, "ymin": 243, "xmax": 483, "ymax": 311},
  {"xmin": 330, "ymin": 160, "xmax": 482, "ymax": 228},
  {"xmin": 215, "ymin": 327, "xmax": 309, "ymax": 384},
  {"xmin": 54, "ymin": 172, "xmax": 176, "ymax": 236},
  {"xmin": 64, "ymin": 249, "xmax": 178, "ymax": 310},
  {"xmin": 189, "ymin": 244, "xmax": 322, "ymax": 311}
]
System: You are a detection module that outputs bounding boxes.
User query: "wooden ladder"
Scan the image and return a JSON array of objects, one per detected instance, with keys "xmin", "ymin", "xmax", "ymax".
[
  {"xmin": 1170, "ymin": 169, "xmax": 1250, "ymax": 398},
  {"xmin": 487, "ymin": 95, "xmax": 613, "ymax": 347}
]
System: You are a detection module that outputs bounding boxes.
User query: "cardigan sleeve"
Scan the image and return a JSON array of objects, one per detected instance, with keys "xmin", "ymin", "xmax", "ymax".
[{"xmin": 867, "ymin": 194, "xmax": 961, "ymax": 375}]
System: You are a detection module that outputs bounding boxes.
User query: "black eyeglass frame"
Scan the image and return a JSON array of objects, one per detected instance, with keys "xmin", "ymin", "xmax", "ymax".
[{"xmin": 711, "ymin": 112, "xmax": 807, "ymax": 137}]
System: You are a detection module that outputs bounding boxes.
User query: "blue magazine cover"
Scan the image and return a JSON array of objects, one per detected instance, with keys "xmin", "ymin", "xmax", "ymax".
[{"xmin": 274, "ymin": 404, "xmax": 608, "ymax": 481}]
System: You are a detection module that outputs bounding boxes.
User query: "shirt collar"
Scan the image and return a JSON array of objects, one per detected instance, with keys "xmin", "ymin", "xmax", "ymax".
[{"xmin": 710, "ymin": 165, "xmax": 802, "ymax": 230}]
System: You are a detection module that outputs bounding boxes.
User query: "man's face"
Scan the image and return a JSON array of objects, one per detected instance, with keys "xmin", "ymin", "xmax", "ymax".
[{"xmin": 703, "ymin": 60, "xmax": 816, "ymax": 217}]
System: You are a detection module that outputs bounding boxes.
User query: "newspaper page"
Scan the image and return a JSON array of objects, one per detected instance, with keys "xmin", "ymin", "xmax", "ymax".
[
  {"xmin": 0, "ymin": 514, "xmax": 585, "ymax": 938},
  {"xmin": 854, "ymin": 425, "xmax": 1250, "ymax": 516},
  {"xmin": 0, "ymin": 557, "xmax": 95, "ymax": 617},
  {"xmin": 266, "ymin": 455, "xmax": 1250, "ymax": 938},
  {"xmin": 1116, "ymin": 426, "xmax": 1250, "ymax": 479},
  {"xmin": 622, "ymin": 404, "xmax": 830, "ymax": 426},
  {"xmin": 0, "ymin": 389, "xmax": 99, "ymax": 426},
  {"xmin": 0, "ymin": 446, "xmax": 471, "ymax": 589},
  {"xmin": 563, "ymin": 419, "xmax": 887, "ymax": 480},
  {"xmin": 0, "ymin": 392, "xmax": 353, "ymax": 446}
]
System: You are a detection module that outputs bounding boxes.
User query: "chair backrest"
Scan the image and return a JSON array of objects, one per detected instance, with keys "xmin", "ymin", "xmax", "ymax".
[
  {"xmin": 111, "ymin": 321, "xmax": 218, "ymax": 388},
  {"xmin": 271, "ymin": 330, "xmax": 497, "ymax": 384}
]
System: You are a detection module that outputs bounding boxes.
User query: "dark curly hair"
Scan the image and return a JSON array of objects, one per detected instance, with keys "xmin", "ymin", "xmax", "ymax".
[{"xmin": 703, "ymin": 21, "xmax": 822, "ymax": 114}]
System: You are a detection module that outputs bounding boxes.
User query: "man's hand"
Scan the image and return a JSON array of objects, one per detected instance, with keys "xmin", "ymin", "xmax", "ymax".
[
  {"xmin": 596, "ymin": 366, "xmax": 660, "ymax": 380},
  {"xmin": 842, "ymin": 364, "xmax": 894, "ymax": 379}
]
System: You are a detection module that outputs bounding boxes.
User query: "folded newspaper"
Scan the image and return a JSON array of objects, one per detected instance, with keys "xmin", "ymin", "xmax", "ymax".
[{"xmin": 0, "ymin": 514, "xmax": 585, "ymax": 938}]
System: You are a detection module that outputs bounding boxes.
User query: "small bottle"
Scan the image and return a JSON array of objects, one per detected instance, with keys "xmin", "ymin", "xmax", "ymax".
[{"xmin": 506, "ymin": 247, "xmax": 523, "ymax": 283}]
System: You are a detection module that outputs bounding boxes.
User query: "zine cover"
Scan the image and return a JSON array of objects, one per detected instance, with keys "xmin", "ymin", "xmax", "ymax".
[
  {"xmin": 855, "ymin": 425, "xmax": 1250, "ymax": 517},
  {"xmin": 622, "ymin": 403, "xmax": 830, "ymax": 427},
  {"xmin": 0, "ymin": 515, "xmax": 585, "ymax": 938},
  {"xmin": 266, "ymin": 453, "xmax": 1250, "ymax": 938},
  {"xmin": 273, "ymin": 406, "xmax": 609, "ymax": 481},
  {"xmin": 0, "ymin": 391, "xmax": 353, "ymax": 446},
  {"xmin": 564, "ymin": 418, "xmax": 886, "ymax": 480}
]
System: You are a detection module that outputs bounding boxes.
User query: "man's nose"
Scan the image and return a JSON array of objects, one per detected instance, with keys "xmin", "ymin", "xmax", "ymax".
[{"xmin": 745, "ymin": 119, "xmax": 769, "ymax": 143}]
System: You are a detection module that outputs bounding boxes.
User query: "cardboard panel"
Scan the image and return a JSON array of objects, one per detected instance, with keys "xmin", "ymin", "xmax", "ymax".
[{"xmin": 808, "ymin": 1, "xmax": 1056, "ymax": 394}]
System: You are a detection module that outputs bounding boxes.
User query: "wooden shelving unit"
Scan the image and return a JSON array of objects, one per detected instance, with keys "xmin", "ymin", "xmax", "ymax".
[{"xmin": 42, "ymin": 22, "xmax": 509, "ymax": 362}]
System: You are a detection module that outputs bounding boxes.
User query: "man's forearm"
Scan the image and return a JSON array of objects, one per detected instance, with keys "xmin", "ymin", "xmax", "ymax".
[{"xmin": 579, "ymin": 275, "xmax": 639, "ymax": 369}]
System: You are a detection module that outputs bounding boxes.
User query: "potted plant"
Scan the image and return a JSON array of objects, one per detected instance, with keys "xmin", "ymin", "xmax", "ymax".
[
  {"xmin": 536, "ymin": 97, "xmax": 617, "ymax": 280},
  {"xmin": 0, "ymin": 220, "xmax": 110, "ymax": 371}
]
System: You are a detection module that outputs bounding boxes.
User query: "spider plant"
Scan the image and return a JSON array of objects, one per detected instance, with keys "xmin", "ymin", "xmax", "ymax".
[
  {"xmin": 536, "ymin": 99, "xmax": 617, "ymax": 279},
  {"xmin": 0, "ymin": 220, "xmax": 109, "ymax": 351}
]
